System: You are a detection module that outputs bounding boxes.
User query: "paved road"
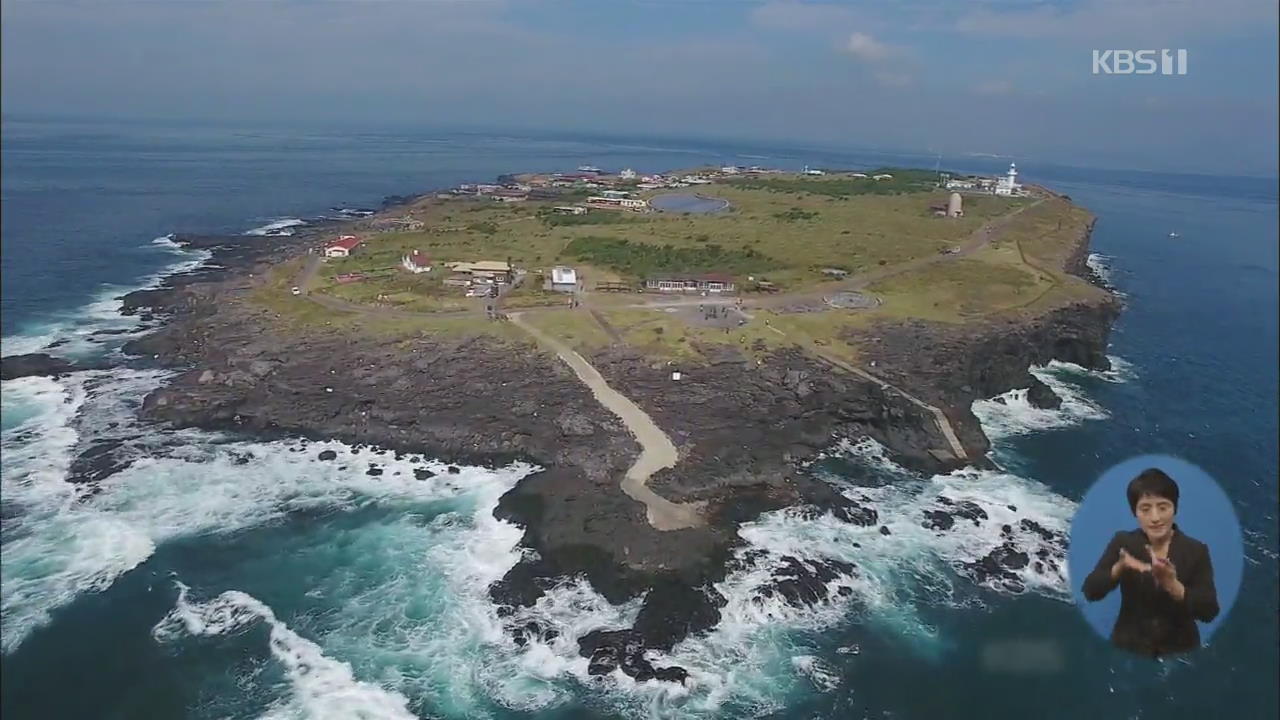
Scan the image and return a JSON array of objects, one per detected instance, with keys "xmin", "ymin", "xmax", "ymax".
[{"xmin": 508, "ymin": 311, "xmax": 703, "ymax": 531}]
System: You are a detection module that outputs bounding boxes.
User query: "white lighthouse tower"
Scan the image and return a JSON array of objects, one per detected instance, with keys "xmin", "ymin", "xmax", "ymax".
[{"xmin": 995, "ymin": 162, "xmax": 1020, "ymax": 196}]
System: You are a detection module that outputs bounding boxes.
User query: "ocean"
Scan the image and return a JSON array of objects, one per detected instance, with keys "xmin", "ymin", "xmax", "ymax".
[{"xmin": 1, "ymin": 117, "xmax": 1276, "ymax": 719}]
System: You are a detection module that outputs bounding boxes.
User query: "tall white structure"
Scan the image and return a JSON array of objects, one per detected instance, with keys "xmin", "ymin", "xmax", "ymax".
[
  {"xmin": 995, "ymin": 162, "xmax": 1020, "ymax": 196},
  {"xmin": 619, "ymin": 168, "xmax": 637, "ymax": 180}
]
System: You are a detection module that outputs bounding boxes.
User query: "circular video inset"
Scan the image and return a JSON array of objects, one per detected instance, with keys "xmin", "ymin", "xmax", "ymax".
[{"xmin": 1067, "ymin": 455, "xmax": 1243, "ymax": 659}]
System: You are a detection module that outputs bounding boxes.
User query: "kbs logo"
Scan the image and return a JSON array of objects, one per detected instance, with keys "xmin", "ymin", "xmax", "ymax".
[{"xmin": 1092, "ymin": 49, "xmax": 1188, "ymax": 75}]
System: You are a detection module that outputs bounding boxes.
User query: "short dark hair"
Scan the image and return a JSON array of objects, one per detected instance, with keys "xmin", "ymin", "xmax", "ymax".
[{"xmin": 1127, "ymin": 468, "xmax": 1179, "ymax": 514}]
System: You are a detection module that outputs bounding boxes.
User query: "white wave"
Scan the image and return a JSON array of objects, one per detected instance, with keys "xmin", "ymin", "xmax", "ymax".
[
  {"xmin": 0, "ymin": 360, "xmax": 533, "ymax": 653},
  {"xmin": 790, "ymin": 655, "xmax": 840, "ymax": 692},
  {"xmin": 971, "ymin": 364, "xmax": 1109, "ymax": 441},
  {"xmin": 1, "ymin": 235, "xmax": 211, "ymax": 359},
  {"xmin": 245, "ymin": 218, "xmax": 307, "ymax": 236},
  {"xmin": 586, "ymin": 448, "xmax": 1077, "ymax": 718},
  {"xmin": 1085, "ymin": 252, "xmax": 1114, "ymax": 285},
  {"xmin": 1048, "ymin": 355, "xmax": 1138, "ymax": 385},
  {"xmin": 155, "ymin": 583, "xmax": 417, "ymax": 720},
  {"xmin": 0, "ymin": 373, "xmax": 155, "ymax": 653}
]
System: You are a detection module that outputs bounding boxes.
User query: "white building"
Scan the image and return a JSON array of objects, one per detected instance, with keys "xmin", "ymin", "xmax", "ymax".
[
  {"xmin": 401, "ymin": 250, "xmax": 432, "ymax": 273},
  {"xmin": 552, "ymin": 205, "xmax": 588, "ymax": 215},
  {"xmin": 550, "ymin": 266, "xmax": 578, "ymax": 292},
  {"xmin": 586, "ymin": 195, "xmax": 648, "ymax": 210},
  {"xmin": 802, "ymin": 165, "xmax": 825, "ymax": 176},
  {"xmin": 720, "ymin": 165, "xmax": 740, "ymax": 174},
  {"xmin": 872, "ymin": 173, "xmax": 894, "ymax": 181},
  {"xmin": 619, "ymin": 168, "xmax": 637, "ymax": 180},
  {"xmin": 995, "ymin": 162, "xmax": 1020, "ymax": 196}
]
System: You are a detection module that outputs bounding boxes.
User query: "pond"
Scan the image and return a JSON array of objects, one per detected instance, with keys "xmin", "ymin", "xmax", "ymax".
[{"xmin": 648, "ymin": 193, "xmax": 731, "ymax": 214}]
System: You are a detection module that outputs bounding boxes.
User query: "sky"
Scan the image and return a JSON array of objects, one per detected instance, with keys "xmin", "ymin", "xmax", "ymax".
[{"xmin": 2, "ymin": 0, "xmax": 1277, "ymax": 176}]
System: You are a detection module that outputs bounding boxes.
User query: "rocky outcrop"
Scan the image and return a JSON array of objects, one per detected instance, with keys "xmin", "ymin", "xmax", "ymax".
[
  {"xmin": 851, "ymin": 299, "xmax": 1120, "ymax": 459},
  {"xmin": 1, "ymin": 353, "xmax": 87, "ymax": 380},
  {"xmin": 111, "ymin": 186, "xmax": 1120, "ymax": 685}
]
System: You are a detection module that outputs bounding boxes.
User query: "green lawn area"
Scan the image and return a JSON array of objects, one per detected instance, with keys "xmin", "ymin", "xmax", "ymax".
[
  {"xmin": 250, "ymin": 174, "xmax": 1105, "ymax": 364},
  {"xmin": 728, "ymin": 167, "xmax": 942, "ymax": 197},
  {"xmin": 865, "ymin": 197, "xmax": 1108, "ymax": 323},
  {"xmin": 312, "ymin": 178, "xmax": 1024, "ymax": 300},
  {"xmin": 521, "ymin": 309, "xmax": 613, "ymax": 351},
  {"xmin": 599, "ymin": 308, "xmax": 792, "ymax": 363}
]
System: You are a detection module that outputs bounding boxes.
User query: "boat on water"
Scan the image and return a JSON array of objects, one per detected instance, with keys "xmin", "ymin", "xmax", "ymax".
[
  {"xmin": 577, "ymin": 164, "xmax": 603, "ymax": 173},
  {"xmin": 1169, "ymin": 232, "xmax": 1180, "ymax": 238}
]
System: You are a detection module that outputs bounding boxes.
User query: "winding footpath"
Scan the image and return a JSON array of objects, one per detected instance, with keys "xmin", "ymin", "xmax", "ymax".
[{"xmin": 507, "ymin": 312, "xmax": 703, "ymax": 531}]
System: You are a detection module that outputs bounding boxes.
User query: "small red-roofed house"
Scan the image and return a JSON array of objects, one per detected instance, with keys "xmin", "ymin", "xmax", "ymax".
[
  {"xmin": 324, "ymin": 235, "xmax": 361, "ymax": 258},
  {"xmin": 401, "ymin": 250, "xmax": 432, "ymax": 274}
]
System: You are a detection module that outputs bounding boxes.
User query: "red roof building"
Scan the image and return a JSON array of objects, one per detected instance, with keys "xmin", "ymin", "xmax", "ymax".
[{"xmin": 324, "ymin": 235, "xmax": 362, "ymax": 258}]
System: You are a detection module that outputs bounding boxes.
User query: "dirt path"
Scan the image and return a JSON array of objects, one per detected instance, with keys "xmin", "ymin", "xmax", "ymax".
[
  {"xmin": 806, "ymin": 349, "xmax": 967, "ymax": 461},
  {"xmin": 507, "ymin": 312, "xmax": 703, "ymax": 531}
]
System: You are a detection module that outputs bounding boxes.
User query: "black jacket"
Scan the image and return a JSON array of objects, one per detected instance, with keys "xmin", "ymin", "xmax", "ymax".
[{"xmin": 1082, "ymin": 525, "xmax": 1219, "ymax": 657}]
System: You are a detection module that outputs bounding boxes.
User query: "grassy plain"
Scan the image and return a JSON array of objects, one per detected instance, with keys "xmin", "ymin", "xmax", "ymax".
[{"xmin": 251, "ymin": 173, "xmax": 1104, "ymax": 365}]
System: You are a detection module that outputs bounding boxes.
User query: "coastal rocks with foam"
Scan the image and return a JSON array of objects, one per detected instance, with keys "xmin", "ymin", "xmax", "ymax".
[
  {"xmin": 1, "ymin": 353, "xmax": 105, "ymax": 381},
  {"xmin": 850, "ymin": 299, "xmax": 1120, "ymax": 459}
]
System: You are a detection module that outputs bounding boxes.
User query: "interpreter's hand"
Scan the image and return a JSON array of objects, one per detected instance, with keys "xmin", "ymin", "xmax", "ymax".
[
  {"xmin": 1115, "ymin": 547, "xmax": 1152, "ymax": 576},
  {"xmin": 1150, "ymin": 551, "xmax": 1178, "ymax": 590}
]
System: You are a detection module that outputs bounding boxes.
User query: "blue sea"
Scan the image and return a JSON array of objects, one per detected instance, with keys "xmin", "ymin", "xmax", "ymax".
[{"xmin": 2, "ymin": 117, "xmax": 1276, "ymax": 719}]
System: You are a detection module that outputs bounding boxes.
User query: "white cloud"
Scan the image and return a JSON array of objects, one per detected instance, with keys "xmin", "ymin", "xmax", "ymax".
[{"xmin": 844, "ymin": 31, "xmax": 895, "ymax": 63}]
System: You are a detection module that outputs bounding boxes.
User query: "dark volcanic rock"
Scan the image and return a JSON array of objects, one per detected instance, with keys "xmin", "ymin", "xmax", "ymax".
[
  {"xmin": 579, "ymin": 630, "xmax": 690, "ymax": 683},
  {"xmin": 413, "ymin": 468, "xmax": 436, "ymax": 481},
  {"xmin": 1, "ymin": 353, "xmax": 91, "ymax": 380},
  {"xmin": 317, "ymin": 449, "xmax": 338, "ymax": 461},
  {"xmin": 67, "ymin": 440, "xmax": 137, "ymax": 484},
  {"xmin": 121, "ymin": 187, "xmax": 1117, "ymax": 684},
  {"xmin": 850, "ymin": 298, "xmax": 1119, "ymax": 459},
  {"xmin": 923, "ymin": 510, "xmax": 955, "ymax": 531},
  {"xmin": 756, "ymin": 556, "xmax": 855, "ymax": 608},
  {"xmin": 1026, "ymin": 378, "xmax": 1062, "ymax": 410},
  {"xmin": 964, "ymin": 543, "xmax": 1031, "ymax": 594}
]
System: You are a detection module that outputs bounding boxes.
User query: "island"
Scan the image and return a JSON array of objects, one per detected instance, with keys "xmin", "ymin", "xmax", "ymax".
[{"xmin": 5, "ymin": 163, "xmax": 1119, "ymax": 683}]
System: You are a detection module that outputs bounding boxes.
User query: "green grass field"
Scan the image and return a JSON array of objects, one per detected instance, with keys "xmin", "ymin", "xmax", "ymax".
[
  {"xmin": 251, "ymin": 174, "xmax": 1105, "ymax": 365},
  {"xmin": 311, "ymin": 176, "xmax": 1022, "ymax": 298}
]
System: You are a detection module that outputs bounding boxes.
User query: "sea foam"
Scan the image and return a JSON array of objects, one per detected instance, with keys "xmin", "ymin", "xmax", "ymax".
[{"xmin": 155, "ymin": 583, "xmax": 418, "ymax": 720}]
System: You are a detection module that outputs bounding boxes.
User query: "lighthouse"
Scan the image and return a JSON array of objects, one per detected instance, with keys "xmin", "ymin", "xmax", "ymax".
[{"xmin": 995, "ymin": 162, "xmax": 1020, "ymax": 196}]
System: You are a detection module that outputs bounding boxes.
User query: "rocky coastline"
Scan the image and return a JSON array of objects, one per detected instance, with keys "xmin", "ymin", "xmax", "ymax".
[{"xmin": 2, "ymin": 189, "xmax": 1120, "ymax": 683}]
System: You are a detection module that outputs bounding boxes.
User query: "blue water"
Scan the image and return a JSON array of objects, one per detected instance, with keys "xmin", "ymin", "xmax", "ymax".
[
  {"xmin": 1, "ymin": 117, "xmax": 1276, "ymax": 719},
  {"xmin": 649, "ymin": 193, "xmax": 730, "ymax": 214}
]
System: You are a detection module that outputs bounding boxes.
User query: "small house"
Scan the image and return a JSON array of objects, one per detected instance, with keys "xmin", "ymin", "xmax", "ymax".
[
  {"xmin": 872, "ymin": 173, "xmax": 894, "ymax": 181},
  {"xmin": 324, "ymin": 236, "xmax": 361, "ymax": 258},
  {"xmin": 645, "ymin": 273, "xmax": 736, "ymax": 294},
  {"xmin": 552, "ymin": 206, "xmax": 588, "ymax": 216},
  {"xmin": 402, "ymin": 251, "xmax": 432, "ymax": 274},
  {"xmin": 550, "ymin": 266, "xmax": 578, "ymax": 292},
  {"xmin": 586, "ymin": 196, "xmax": 648, "ymax": 211}
]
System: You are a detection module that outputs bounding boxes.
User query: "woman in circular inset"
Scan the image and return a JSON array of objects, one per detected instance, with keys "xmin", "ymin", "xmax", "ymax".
[{"xmin": 1081, "ymin": 468, "xmax": 1220, "ymax": 657}]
